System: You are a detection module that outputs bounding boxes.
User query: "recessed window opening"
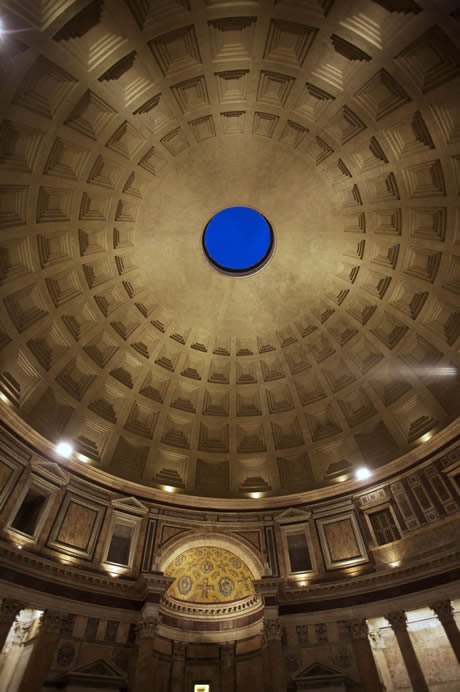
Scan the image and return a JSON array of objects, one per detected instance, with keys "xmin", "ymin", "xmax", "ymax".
[
  {"xmin": 107, "ymin": 523, "xmax": 132, "ymax": 566},
  {"xmin": 369, "ymin": 508, "xmax": 401, "ymax": 546},
  {"xmin": 11, "ymin": 488, "xmax": 47, "ymax": 537},
  {"xmin": 287, "ymin": 532, "xmax": 312, "ymax": 573},
  {"xmin": 203, "ymin": 206, "xmax": 274, "ymax": 276}
]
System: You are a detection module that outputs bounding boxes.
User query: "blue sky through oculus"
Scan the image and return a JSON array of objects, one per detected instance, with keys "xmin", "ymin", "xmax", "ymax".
[{"xmin": 203, "ymin": 206, "xmax": 272, "ymax": 272}]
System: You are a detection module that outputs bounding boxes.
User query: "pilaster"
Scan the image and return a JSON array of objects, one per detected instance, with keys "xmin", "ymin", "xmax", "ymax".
[
  {"xmin": 131, "ymin": 572, "xmax": 174, "ymax": 692},
  {"xmin": 170, "ymin": 640, "xmax": 186, "ymax": 692},
  {"xmin": 221, "ymin": 640, "xmax": 235, "ymax": 692},
  {"xmin": 349, "ymin": 618, "xmax": 384, "ymax": 692}
]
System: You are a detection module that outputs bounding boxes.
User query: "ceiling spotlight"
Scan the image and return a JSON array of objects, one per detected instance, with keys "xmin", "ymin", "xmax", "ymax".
[
  {"xmin": 355, "ymin": 466, "xmax": 372, "ymax": 481},
  {"xmin": 55, "ymin": 441, "xmax": 73, "ymax": 458},
  {"xmin": 0, "ymin": 21, "xmax": 4, "ymax": 36},
  {"xmin": 390, "ymin": 561, "xmax": 399, "ymax": 568},
  {"xmin": 16, "ymin": 544, "xmax": 22, "ymax": 550},
  {"xmin": 250, "ymin": 492, "xmax": 262, "ymax": 499},
  {"xmin": 163, "ymin": 485, "xmax": 174, "ymax": 493},
  {"xmin": 77, "ymin": 453, "xmax": 89, "ymax": 463}
]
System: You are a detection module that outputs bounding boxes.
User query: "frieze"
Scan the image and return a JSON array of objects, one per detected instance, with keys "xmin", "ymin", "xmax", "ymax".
[
  {"xmin": 436, "ymin": 445, "xmax": 460, "ymax": 470},
  {"xmin": 280, "ymin": 546, "xmax": 460, "ymax": 602}
]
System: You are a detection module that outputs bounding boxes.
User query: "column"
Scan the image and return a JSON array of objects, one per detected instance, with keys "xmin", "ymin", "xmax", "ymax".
[
  {"xmin": 0, "ymin": 598, "xmax": 23, "ymax": 652},
  {"xmin": 17, "ymin": 609, "xmax": 65, "ymax": 692},
  {"xmin": 221, "ymin": 641, "xmax": 235, "ymax": 692},
  {"xmin": 170, "ymin": 640, "xmax": 186, "ymax": 692},
  {"xmin": 430, "ymin": 599, "xmax": 460, "ymax": 664},
  {"xmin": 386, "ymin": 610, "xmax": 429, "ymax": 692},
  {"xmin": 264, "ymin": 616, "xmax": 285, "ymax": 692},
  {"xmin": 350, "ymin": 618, "xmax": 384, "ymax": 692}
]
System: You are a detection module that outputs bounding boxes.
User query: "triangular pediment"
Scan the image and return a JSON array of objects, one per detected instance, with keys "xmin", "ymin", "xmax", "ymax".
[
  {"xmin": 31, "ymin": 458, "xmax": 69, "ymax": 486},
  {"xmin": 275, "ymin": 507, "xmax": 311, "ymax": 524},
  {"xmin": 66, "ymin": 658, "xmax": 124, "ymax": 681},
  {"xmin": 112, "ymin": 495, "xmax": 148, "ymax": 515},
  {"xmin": 295, "ymin": 660, "xmax": 344, "ymax": 680}
]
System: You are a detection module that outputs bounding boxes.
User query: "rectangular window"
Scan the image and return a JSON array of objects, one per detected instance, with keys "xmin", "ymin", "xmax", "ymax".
[
  {"xmin": 107, "ymin": 523, "xmax": 132, "ymax": 565},
  {"xmin": 369, "ymin": 508, "xmax": 401, "ymax": 546},
  {"xmin": 287, "ymin": 531, "xmax": 312, "ymax": 573},
  {"xmin": 11, "ymin": 488, "xmax": 47, "ymax": 536}
]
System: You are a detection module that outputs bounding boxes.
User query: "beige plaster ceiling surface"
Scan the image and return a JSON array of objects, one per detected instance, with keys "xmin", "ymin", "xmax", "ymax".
[{"xmin": 0, "ymin": 0, "xmax": 459, "ymax": 499}]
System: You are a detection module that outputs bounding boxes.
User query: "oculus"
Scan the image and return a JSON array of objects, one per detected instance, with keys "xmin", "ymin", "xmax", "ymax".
[{"xmin": 203, "ymin": 206, "xmax": 274, "ymax": 276}]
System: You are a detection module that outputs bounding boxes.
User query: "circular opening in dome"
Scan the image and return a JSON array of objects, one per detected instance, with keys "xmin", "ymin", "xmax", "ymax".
[{"xmin": 203, "ymin": 206, "xmax": 274, "ymax": 276}]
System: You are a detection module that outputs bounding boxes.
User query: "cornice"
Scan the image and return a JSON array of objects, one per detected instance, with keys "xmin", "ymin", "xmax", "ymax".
[{"xmin": 1, "ymin": 541, "xmax": 459, "ymax": 613}]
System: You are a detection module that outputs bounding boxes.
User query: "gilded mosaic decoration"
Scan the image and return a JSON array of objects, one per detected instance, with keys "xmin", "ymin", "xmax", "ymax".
[{"xmin": 164, "ymin": 546, "xmax": 254, "ymax": 603}]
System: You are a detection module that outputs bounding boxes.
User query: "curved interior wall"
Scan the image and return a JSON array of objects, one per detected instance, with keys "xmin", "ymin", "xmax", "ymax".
[{"xmin": 0, "ymin": 411, "xmax": 459, "ymax": 690}]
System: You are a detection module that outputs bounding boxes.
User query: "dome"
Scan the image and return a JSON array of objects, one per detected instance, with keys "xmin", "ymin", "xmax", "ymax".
[{"xmin": 0, "ymin": 0, "xmax": 459, "ymax": 502}]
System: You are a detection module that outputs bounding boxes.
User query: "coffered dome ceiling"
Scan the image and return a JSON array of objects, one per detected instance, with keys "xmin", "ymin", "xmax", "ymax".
[{"xmin": 0, "ymin": 0, "xmax": 459, "ymax": 499}]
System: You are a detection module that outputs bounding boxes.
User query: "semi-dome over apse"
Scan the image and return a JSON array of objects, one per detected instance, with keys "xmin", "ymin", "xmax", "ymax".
[{"xmin": 164, "ymin": 546, "xmax": 255, "ymax": 604}]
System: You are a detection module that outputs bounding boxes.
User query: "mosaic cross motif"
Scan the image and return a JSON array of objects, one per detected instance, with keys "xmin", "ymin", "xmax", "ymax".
[{"xmin": 197, "ymin": 577, "xmax": 214, "ymax": 598}]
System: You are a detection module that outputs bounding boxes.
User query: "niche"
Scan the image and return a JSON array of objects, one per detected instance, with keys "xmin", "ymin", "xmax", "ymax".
[
  {"xmin": 102, "ymin": 510, "xmax": 142, "ymax": 572},
  {"xmin": 107, "ymin": 523, "xmax": 133, "ymax": 565},
  {"xmin": 11, "ymin": 488, "xmax": 47, "ymax": 536},
  {"xmin": 6, "ymin": 476, "xmax": 57, "ymax": 544},
  {"xmin": 287, "ymin": 531, "xmax": 312, "ymax": 573}
]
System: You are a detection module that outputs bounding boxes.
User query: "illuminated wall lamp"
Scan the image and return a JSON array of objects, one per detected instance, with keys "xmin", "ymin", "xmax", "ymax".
[
  {"xmin": 355, "ymin": 467, "xmax": 372, "ymax": 481},
  {"xmin": 105, "ymin": 565, "xmax": 125, "ymax": 578},
  {"xmin": 419, "ymin": 431, "xmax": 433, "ymax": 443},
  {"xmin": 55, "ymin": 441, "xmax": 73, "ymax": 458}
]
